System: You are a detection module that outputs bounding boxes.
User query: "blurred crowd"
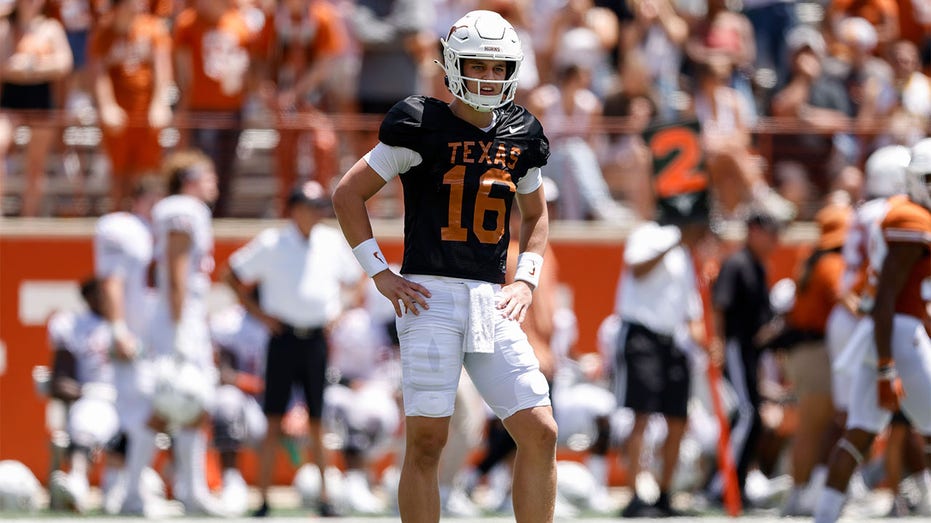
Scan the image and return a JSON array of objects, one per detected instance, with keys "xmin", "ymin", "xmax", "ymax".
[{"xmin": 1, "ymin": 0, "xmax": 929, "ymax": 220}]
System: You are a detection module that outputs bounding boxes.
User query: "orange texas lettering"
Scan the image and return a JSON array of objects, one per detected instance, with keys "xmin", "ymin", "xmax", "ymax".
[{"xmin": 448, "ymin": 141, "xmax": 522, "ymax": 170}]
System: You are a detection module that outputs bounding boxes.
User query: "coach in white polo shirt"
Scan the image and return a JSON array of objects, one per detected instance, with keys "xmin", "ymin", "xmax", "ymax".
[
  {"xmin": 612, "ymin": 218, "xmax": 707, "ymax": 517},
  {"xmin": 224, "ymin": 181, "xmax": 361, "ymax": 517}
]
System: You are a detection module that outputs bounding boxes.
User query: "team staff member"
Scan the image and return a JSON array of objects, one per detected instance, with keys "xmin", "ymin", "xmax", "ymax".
[
  {"xmin": 710, "ymin": 210, "xmax": 781, "ymax": 502},
  {"xmin": 333, "ymin": 10, "xmax": 558, "ymax": 522},
  {"xmin": 224, "ymin": 181, "xmax": 361, "ymax": 518},
  {"xmin": 613, "ymin": 218, "xmax": 706, "ymax": 518}
]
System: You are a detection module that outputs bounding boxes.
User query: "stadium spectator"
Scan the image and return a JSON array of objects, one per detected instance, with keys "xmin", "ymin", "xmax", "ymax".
[
  {"xmin": 691, "ymin": 57, "xmax": 766, "ymax": 219},
  {"xmin": 528, "ymin": 63, "xmax": 631, "ymax": 221},
  {"xmin": 172, "ymin": 0, "xmax": 252, "ymax": 217},
  {"xmin": 538, "ymin": 0, "xmax": 617, "ymax": 96},
  {"xmin": 0, "ymin": 0, "xmax": 73, "ymax": 216},
  {"xmin": 345, "ymin": 0, "xmax": 435, "ymax": 115},
  {"xmin": 740, "ymin": 0, "xmax": 797, "ymax": 90},
  {"xmin": 89, "ymin": 0, "xmax": 173, "ymax": 210},
  {"xmin": 224, "ymin": 180, "xmax": 361, "ymax": 517},
  {"xmin": 710, "ymin": 209, "xmax": 781, "ymax": 503},
  {"xmin": 828, "ymin": 0, "xmax": 899, "ymax": 54},
  {"xmin": 618, "ymin": 0, "xmax": 688, "ymax": 122},
  {"xmin": 770, "ymin": 25, "xmax": 853, "ymax": 196},
  {"xmin": 888, "ymin": 39, "xmax": 931, "ymax": 145},
  {"xmin": 684, "ymin": 0, "xmax": 756, "ymax": 107},
  {"xmin": 47, "ymin": 0, "xmax": 95, "ymax": 118},
  {"xmin": 257, "ymin": 0, "xmax": 346, "ymax": 213},
  {"xmin": 600, "ymin": 54, "xmax": 656, "ymax": 220}
]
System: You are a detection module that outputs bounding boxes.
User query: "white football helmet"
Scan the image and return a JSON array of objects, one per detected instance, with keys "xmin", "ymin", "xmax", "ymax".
[
  {"xmin": 439, "ymin": 10, "xmax": 522, "ymax": 112},
  {"xmin": 864, "ymin": 145, "xmax": 911, "ymax": 199},
  {"xmin": 0, "ymin": 461, "xmax": 41, "ymax": 513},
  {"xmin": 908, "ymin": 138, "xmax": 931, "ymax": 187},
  {"xmin": 151, "ymin": 356, "xmax": 215, "ymax": 428}
]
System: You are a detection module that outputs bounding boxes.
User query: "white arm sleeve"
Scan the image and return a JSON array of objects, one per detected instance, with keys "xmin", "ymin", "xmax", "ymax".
[
  {"xmin": 362, "ymin": 142, "xmax": 423, "ymax": 181},
  {"xmin": 516, "ymin": 167, "xmax": 543, "ymax": 194}
]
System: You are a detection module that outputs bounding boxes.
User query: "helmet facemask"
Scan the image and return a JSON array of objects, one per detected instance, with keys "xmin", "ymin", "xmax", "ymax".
[{"xmin": 438, "ymin": 10, "xmax": 523, "ymax": 112}]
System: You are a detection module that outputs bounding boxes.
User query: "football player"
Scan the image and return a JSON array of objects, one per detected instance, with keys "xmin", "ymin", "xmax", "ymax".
[
  {"xmin": 815, "ymin": 139, "xmax": 931, "ymax": 523},
  {"xmin": 119, "ymin": 150, "xmax": 226, "ymax": 517},
  {"xmin": 47, "ymin": 278, "xmax": 120, "ymax": 513},
  {"xmin": 333, "ymin": 10, "xmax": 557, "ymax": 522},
  {"xmin": 209, "ymin": 302, "xmax": 268, "ymax": 516}
]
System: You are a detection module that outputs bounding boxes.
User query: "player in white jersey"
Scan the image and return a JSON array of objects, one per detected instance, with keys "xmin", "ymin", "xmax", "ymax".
[
  {"xmin": 119, "ymin": 149, "xmax": 224, "ymax": 516},
  {"xmin": 815, "ymin": 140, "xmax": 931, "ymax": 523},
  {"xmin": 92, "ymin": 176, "xmax": 162, "ymax": 512},
  {"xmin": 826, "ymin": 145, "xmax": 911, "ymax": 417},
  {"xmin": 209, "ymin": 303, "xmax": 269, "ymax": 516},
  {"xmin": 47, "ymin": 278, "xmax": 119, "ymax": 513}
]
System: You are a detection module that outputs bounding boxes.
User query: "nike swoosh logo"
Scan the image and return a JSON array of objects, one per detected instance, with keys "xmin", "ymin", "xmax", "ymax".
[
  {"xmin": 508, "ymin": 125, "xmax": 523, "ymax": 134},
  {"xmin": 374, "ymin": 252, "xmax": 385, "ymax": 264},
  {"xmin": 529, "ymin": 265, "xmax": 536, "ymax": 276}
]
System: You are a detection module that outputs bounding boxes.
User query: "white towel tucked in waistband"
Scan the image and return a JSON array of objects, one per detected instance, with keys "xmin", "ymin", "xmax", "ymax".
[{"xmin": 464, "ymin": 282, "xmax": 496, "ymax": 353}]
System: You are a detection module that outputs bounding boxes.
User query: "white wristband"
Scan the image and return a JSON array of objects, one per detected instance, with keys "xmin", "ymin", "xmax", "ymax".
[
  {"xmin": 352, "ymin": 238, "xmax": 390, "ymax": 277},
  {"xmin": 514, "ymin": 252, "xmax": 543, "ymax": 289},
  {"xmin": 109, "ymin": 320, "xmax": 131, "ymax": 340}
]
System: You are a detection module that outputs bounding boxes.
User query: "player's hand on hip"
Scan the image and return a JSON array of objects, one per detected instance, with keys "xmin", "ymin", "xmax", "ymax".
[
  {"xmin": 373, "ymin": 270, "xmax": 431, "ymax": 317},
  {"xmin": 498, "ymin": 281, "xmax": 533, "ymax": 323}
]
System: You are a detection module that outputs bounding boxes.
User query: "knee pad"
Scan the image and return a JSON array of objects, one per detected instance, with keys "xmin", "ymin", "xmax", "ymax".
[
  {"xmin": 406, "ymin": 390, "xmax": 455, "ymax": 418},
  {"xmin": 837, "ymin": 438, "xmax": 865, "ymax": 466}
]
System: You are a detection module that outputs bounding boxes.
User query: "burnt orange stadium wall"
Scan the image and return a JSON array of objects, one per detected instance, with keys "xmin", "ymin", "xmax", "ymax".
[{"xmin": 0, "ymin": 231, "xmax": 811, "ymax": 484}]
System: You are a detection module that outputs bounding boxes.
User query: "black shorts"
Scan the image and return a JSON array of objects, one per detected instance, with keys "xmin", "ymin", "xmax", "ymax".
[
  {"xmin": 263, "ymin": 326, "xmax": 328, "ymax": 419},
  {"xmin": 614, "ymin": 321, "xmax": 690, "ymax": 418}
]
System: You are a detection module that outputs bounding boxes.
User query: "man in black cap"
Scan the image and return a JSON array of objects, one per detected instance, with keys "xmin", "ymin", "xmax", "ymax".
[
  {"xmin": 222, "ymin": 181, "xmax": 362, "ymax": 517},
  {"xmin": 709, "ymin": 209, "xmax": 782, "ymax": 503}
]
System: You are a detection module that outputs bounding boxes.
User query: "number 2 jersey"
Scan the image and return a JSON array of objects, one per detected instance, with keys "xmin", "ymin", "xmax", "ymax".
[{"xmin": 371, "ymin": 96, "xmax": 549, "ymax": 283}]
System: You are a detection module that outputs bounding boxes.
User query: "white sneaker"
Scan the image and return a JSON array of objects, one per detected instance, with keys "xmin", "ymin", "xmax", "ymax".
[
  {"xmin": 221, "ymin": 469, "xmax": 249, "ymax": 516},
  {"xmin": 49, "ymin": 471, "xmax": 88, "ymax": 513},
  {"xmin": 587, "ymin": 487, "xmax": 618, "ymax": 514},
  {"xmin": 443, "ymin": 487, "xmax": 481, "ymax": 517},
  {"xmin": 344, "ymin": 470, "xmax": 384, "ymax": 515},
  {"xmin": 183, "ymin": 492, "xmax": 231, "ymax": 517}
]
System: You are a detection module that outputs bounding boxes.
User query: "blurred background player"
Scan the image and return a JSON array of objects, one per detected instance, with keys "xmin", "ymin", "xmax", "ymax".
[
  {"xmin": 120, "ymin": 149, "xmax": 224, "ymax": 516},
  {"xmin": 89, "ymin": 0, "xmax": 172, "ymax": 210},
  {"xmin": 776, "ymin": 203, "xmax": 849, "ymax": 517},
  {"xmin": 46, "ymin": 277, "xmax": 120, "ymax": 513},
  {"xmin": 224, "ymin": 180, "xmax": 361, "ymax": 517},
  {"xmin": 815, "ymin": 138, "xmax": 931, "ymax": 523},
  {"xmin": 92, "ymin": 174, "xmax": 162, "ymax": 513},
  {"xmin": 324, "ymin": 282, "xmax": 402, "ymax": 515},
  {"xmin": 209, "ymin": 299, "xmax": 269, "ymax": 516}
]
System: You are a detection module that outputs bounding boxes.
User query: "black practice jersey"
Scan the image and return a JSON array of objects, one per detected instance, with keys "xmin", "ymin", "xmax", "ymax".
[{"xmin": 379, "ymin": 96, "xmax": 550, "ymax": 283}]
